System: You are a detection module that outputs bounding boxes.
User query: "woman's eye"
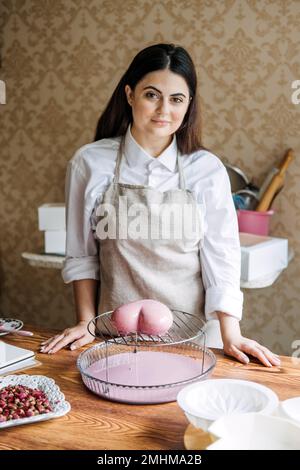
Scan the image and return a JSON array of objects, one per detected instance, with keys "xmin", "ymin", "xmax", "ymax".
[
  {"xmin": 172, "ymin": 97, "xmax": 183, "ymax": 103},
  {"xmin": 145, "ymin": 93, "xmax": 183, "ymax": 104},
  {"xmin": 145, "ymin": 92, "xmax": 158, "ymax": 99}
]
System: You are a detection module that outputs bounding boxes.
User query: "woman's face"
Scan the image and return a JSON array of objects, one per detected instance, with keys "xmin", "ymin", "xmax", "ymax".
[{"xmin": 125, "ymin": 69, "xmax": 191, "ymax": 138}]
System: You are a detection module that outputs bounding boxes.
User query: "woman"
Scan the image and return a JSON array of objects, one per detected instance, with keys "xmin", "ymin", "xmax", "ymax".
[{"xmin": 40, "ymin": 43, "xmax": 280, "ymax": 367}]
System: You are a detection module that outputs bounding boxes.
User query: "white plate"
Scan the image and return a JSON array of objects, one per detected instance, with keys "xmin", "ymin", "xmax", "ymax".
[
  {"xmin": 207, "ymin": 413, "xmax": 300, "ymax": 450},
  {"xmin": 280, "ymin": 397, "xmax": 300, "ymax": 424},
  {"xmin": 0, "ymin": 318, "xmax": 23, "ymax": 336},
  {"xmin": 0, "ymin": 375, "xmax": 71, "ymax": 429}
]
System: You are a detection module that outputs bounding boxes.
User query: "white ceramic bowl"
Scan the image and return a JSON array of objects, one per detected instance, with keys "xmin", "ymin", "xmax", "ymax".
[
  {"xmin": 207, "ymin": 413, "xmax": 300, "ymax": 450},
  {"xmin": 177, "ymin": 379, "xmax": 279, "ymax": 431}
]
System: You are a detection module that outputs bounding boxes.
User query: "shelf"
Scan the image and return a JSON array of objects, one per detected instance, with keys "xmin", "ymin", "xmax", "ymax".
[
  {"xmin": 22, "ymin": 248, "xmax": 294, "ymax": 289},
  {"xmin": 241, "ymin": 268, "xmax": 284, "ymax": 289},
  {"xmin": 21, "ymin": 252, "xmax": 65, "ymax": 269}
]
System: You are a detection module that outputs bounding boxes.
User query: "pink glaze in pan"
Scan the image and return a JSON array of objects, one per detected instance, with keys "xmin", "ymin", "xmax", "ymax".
[{"xmin": 86, "ymin": 351, "xmax": 203, "ymax": 386}]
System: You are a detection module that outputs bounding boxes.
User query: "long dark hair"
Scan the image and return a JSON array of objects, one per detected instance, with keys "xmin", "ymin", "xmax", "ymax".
[{"xmin": 94, "ymin": 43, "xmax": 205, "ymax": 155}]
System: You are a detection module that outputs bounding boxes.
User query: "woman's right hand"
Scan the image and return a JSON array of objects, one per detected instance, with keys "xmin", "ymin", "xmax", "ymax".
[{"xmin": 39, "ymin": 320, "xmax": 95, "ymax": 354}]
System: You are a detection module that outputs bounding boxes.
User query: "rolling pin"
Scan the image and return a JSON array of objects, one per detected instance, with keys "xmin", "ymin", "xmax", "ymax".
[{"xmin": 256, "ymin": 149, "xmax": 295, "ymax": 212}]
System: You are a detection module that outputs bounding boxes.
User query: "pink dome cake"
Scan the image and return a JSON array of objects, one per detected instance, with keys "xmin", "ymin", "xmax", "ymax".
[{"xmin": 111, "ymin": 299, "xmax": 173, "ymax": 335}]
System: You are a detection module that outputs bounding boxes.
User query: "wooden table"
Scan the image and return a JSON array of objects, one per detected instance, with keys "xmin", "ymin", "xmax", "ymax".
[{"xmin": 1, "ymin": 325, "xmax": 300, "ymax": 450}]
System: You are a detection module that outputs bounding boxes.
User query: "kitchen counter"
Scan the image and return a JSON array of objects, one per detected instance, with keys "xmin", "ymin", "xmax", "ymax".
[{"xmin": 1, "ymin": 325, "xmax": 299, "ymax": 450}]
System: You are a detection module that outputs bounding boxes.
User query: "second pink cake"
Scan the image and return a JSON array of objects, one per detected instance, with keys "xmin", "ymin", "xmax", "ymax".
[{"xmin": 111, "ymin": 299, "xmax": 173, "ymax": 335}]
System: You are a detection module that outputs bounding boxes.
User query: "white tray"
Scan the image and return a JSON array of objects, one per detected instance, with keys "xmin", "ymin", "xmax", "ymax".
[{"xmin": 0, "ymin": 375, "xmax": 71, "ymax": 429}]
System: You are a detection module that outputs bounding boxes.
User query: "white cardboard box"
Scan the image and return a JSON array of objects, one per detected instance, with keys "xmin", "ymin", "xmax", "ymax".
[
  {"xmin": 239, "ymin": 232, "xmax": 288, "ymax": 281},
  {"xmin": 38, "ymin": 204, "xmax": 65, "ymax": 231},
  {"xmin": 44, "ymin": 230, "xmax": 66, "ymax": 255}
]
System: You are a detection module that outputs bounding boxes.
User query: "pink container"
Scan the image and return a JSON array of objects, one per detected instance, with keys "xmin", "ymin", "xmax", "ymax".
[{"xmin": 237, "ymin": 209, "xmax": 274, "ymax": 236}]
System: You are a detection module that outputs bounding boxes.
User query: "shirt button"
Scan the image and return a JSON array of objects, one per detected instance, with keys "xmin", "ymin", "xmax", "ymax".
[{"xmin": 148, "ymin": 176, "xmax": 157, "ymax": 186}]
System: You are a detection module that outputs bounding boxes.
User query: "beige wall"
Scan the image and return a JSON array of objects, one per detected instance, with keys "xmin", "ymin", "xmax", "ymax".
[{"xmin": 1, "ymin": 0, "xmax": 299, "ymax": 354}]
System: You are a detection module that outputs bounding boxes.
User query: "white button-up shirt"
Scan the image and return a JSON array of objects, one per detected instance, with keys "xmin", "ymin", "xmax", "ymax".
[{"xmin": 62, "ymin": 124, "xmax": 243, "ymax": 321}]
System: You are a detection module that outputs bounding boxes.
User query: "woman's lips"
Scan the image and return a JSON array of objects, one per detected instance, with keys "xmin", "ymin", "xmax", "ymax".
[{"xmin": 152, "ymin": 120, "xmax": 170, "ymax": 125}]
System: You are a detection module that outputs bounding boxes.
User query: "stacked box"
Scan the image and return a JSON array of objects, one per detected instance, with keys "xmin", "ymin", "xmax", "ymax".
[
  {"xmin": 38, "ymin": 204, "xmax": 66, "ymax": 255},
  {"xmin": 239, "ymin": 232, "xmax": 288, "ymax": 281}
]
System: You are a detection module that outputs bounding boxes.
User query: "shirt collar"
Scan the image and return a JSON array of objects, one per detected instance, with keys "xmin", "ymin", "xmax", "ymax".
[{"xmin": 124, "ymin": 124, "xmax": 178, "ymax": 172}]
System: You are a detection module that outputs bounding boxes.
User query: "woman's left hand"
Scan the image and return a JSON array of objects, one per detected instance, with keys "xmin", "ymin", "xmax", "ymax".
[
  {"xmin": 217, "ymin": 311, "xmax": 281, "ymax": 367},
  {"xmin": 223, "ymin": 335, "xmax": 281, "ymax": 367}
]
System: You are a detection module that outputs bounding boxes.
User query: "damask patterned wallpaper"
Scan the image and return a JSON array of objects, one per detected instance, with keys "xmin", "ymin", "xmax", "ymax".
[{"xmin": 0, "ymin": 0, "xmax": 299, "ymax": 355}]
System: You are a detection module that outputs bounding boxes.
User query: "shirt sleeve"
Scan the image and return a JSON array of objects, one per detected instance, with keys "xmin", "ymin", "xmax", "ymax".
[
  {"xmin": 199, "ymin": 163, "xmax": 243, "ymax": 321},
  {"xmin": 61, "ymin": 159, "xmax": 100, "ymax": 284}
]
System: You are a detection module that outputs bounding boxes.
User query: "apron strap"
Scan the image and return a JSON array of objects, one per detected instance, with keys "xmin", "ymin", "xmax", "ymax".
[
  {"xmin": 113, "ymin": 136, "xmax": 124, "ymax": 184},
  {"xmin": 177, "ymin": 152, "xmax": 186, "ymax": 190}
]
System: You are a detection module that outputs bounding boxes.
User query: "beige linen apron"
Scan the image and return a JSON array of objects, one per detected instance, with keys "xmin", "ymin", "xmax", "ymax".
[{"xmin": 95, "ymin": 136, "xmax": 223, "ymax": 347}]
